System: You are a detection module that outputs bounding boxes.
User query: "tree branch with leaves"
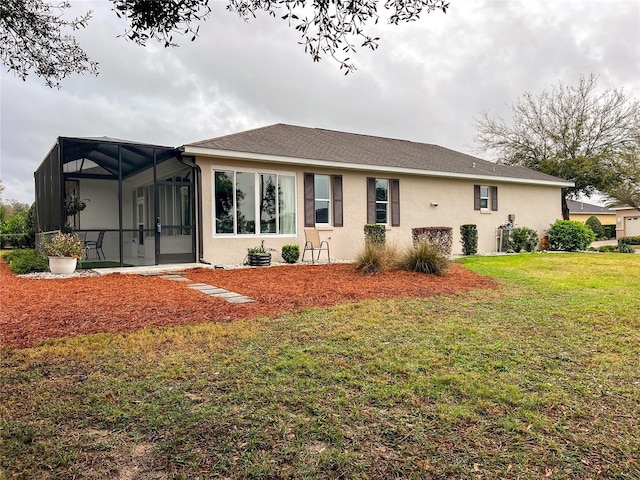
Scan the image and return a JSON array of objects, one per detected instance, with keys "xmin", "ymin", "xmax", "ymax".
[
  {"xmin": 0, "ymin": 0, "xmax": 98, "ymax": 87},
  {"xmin": 2, "ymin": 0, "xmax": 448, "ymax": 87},
  {"xmin": 474, "ymin": 74, "xmax": 639, "ymax": 219}
]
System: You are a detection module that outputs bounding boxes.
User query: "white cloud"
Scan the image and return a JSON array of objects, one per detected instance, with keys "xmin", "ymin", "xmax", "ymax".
[{"xmin": 1, "ymin": 0, "xmax": 638, "ymax": 204}]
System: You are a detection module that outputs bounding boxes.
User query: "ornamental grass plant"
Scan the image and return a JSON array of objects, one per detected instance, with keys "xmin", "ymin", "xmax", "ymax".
[
  {"xmin": 399, "ymin": 239, "xmax": 450, "ymax": 276},
  {"xmin": 354, "ymin": 241, "xmax": 400, "ymax": 273}
]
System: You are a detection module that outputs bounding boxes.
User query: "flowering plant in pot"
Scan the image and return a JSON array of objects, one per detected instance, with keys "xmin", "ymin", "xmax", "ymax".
[
  {"xmin": 247, "ymin": 240, "xmax": 276, "ymax": 267},
  {"xmin": 41, "ymin": 232, "xmax": 86, "ymax": 274}
]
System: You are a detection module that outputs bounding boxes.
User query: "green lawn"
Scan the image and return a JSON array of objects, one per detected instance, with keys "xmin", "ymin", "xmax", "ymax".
[{"xmin": 1, "ymin": 254, "xmax": 639, "ymax": 479}]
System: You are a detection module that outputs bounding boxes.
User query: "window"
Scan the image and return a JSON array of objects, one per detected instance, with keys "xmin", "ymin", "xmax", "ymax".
[
  {"xmin": 367, "ymin": 177, "xmax": 400, "ymax": 226},
  {"xmin": 214, "ymin": 169, "xmax": 296, "ymax": 235},
  {"xmin": 304, "ymin": 173, "xmax": 343, "ymax": 227},
  {"xmin": 474, "ymin": 185, "xmax": 498, "ymax": 211},
  {"xmin": 375, "ymin": 179, "xmax": 389, "ymax": 224},
  {"xmin": 480, "ymin": 186, "xmax": 489, "ymax": 209},
  {"xmin": 314, "ymin": 175, "xmax": 331, "ymax": 224}
]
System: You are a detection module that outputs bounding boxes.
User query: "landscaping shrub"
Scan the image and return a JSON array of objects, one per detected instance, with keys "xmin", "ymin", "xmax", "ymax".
[
  {"xmin": 364, "ymin": 224, "xmax": 386, "ymax": 245},
  {"xmin": 354, "ymin": 242, "xmax": 399, "ymax": 274},
  {"xmin": 597, "ymin": 245, "xmax": 616, "ymax": 253},
  {"xmin": 508, "ymin": 226, "xmax": 539, "ymax": 253},
  {"xmin": 547, "ymin": 220, "xmax": 595, "ymax": 251},
  {"xmin": 0, "ymin": 213, "xmax": 29, "ymax": 248},
  {"xmin": 618, "ymin": 243, "xmax": 635, "ymax": 254},
  {"xmin": 585, "ymin": 215, "xmax": 606, "ymax": 239},
  {"xmin": 411, "ymin": 227, "xmax": 453, "ymax": 255},
  {"xmin": 618, "ymin": 236, "xmax": 640, "ymax": 246},
  {"xmin": 602, "ymin": 224, "xmax": 616, "ymax": 239},
  {"xmin": 399, "ymin": 240, "xmax": 450, "ymax": 276},
  {"xmin": 281, "ymin": 245, "xmax": 300, "ymax": 264},
  {"xmin": 460, "ymin": 224, "xmax": 478, "ymax": 256},
  {"xmin": 2, "ymin": 249, "xmax": 48, "ymax": 274}
]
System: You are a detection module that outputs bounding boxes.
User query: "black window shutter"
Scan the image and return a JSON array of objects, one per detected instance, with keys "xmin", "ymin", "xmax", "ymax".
[
  {"xmin": 332, "ymin": 175, "xmax": 343, "ymax": 227},
  {"xmin": 491, "ymin": 186, "xmax": 498, "ymax": 211},
  {"xmin": 474, "ymin": 184, "xmax": 481, "ymax": 211},
  {"xmin": 304, "ymin": 173, "xmax": 315, "ymax": 227},
  {"xmin": 367, "ymin": 177, "xmax": 376, "ymax": 224},
  {"xmin": 391, "ymin": 178, "xmax": 400, "ymax": 227}
]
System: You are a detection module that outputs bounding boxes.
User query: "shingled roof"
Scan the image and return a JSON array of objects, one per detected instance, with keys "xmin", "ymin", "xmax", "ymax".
[
  {"xmin": 184, "ymin": 124, "xmax": 572, "ymax": 186},
  {"xmin": 567, "ymin": 200, "xmax": 615, "ymax": 215}
]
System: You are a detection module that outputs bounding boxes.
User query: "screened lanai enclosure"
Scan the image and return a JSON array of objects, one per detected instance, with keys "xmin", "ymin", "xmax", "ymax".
[{"xmin": 35, "ymin": 137, "xmax": 198, "ymax": 267}]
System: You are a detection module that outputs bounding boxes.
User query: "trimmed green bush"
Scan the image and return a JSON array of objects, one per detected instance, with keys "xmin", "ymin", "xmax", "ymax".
[
  {"xmin": 354, "ymin": 242, "xmax": 399, "ymax": 274},
  {"xmin": 618, "ymin": 243, "xmax": 635, "ymax": 254},
  {"xmin": 399, "ymin": 240, "xmax": 450, "ymax": 276},
  {"xmin": 597, "ymin": 245, "xmax": 616, "ymax": 253},
  {"xmin": 364, "ymin": 224, "xmax": 386, "ymax": 245},
  {"xmin": 281, "ymin": 245, "xmax": 300, "ymax": 264},
  {"xmin": 508, "ymin": 227, "xmax": 539, "ymax": 253},
  {"xmin": 547, "ymin": 220, "xmax": 596, "ymax": 251},
  {"xmin": 460, "ymin": 224, "xmax": 478, "ymax": 256},
  {"xmin": 2, "ymin": 249, "xmax": 49, "ymax": 274},
  {"xmin": 585, "ymin": 215, "xmax": 606, "ymax": 239},
  {"xmin": 602, "ymin": 224, "xmax": 616, "ymax": 239},
  {"xmin": 619, "ymin": 236, "xmax": 640, "ymax": 246}
]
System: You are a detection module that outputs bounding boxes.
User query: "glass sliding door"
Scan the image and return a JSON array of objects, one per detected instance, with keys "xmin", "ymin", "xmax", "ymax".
[{"xmin": 156, "ymin": 176, "xmax": 195, "ymax": 264}]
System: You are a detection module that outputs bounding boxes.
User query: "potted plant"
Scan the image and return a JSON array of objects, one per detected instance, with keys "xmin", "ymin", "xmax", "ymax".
[
  {"xmin": 40, "ymin": 231, "xmax": 86, "ymax": 274},
  {"xmin": 64, "ymin": 194, "xmax": 89, "ymax": 216},
  {"xmin": 247, "ymin": 240, "xmax": 275, "ymax": 267}
]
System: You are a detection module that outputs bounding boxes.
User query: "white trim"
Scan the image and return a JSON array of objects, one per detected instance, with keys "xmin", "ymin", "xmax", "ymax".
[
  {"xmin": 211, "ymin": 166, "xmax": 297, "ymax": 237},
  {"xmin": 184, "ymin": 146, "xmax": 575, "ymax": 188},
  {"xmin": 610, "ymin": 206, "xmax": 638, "ymax": 211}
]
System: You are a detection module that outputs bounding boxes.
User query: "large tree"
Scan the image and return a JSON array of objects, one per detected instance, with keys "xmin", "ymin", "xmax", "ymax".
[
  {"xmin": 1, "ymin": 0, "xmax": 449, "ymax": 87},
  {"xmin": 474, "ymin": 74, "xmax": 639, "ymax": 219},
  {"xmin": 605, "ymin": 137, "xmax": 640, "ymax": 211}
]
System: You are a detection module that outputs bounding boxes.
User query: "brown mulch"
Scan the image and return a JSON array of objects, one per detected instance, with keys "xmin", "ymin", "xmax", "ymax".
[{"xmin": 0, "ymin": 261, "xmax": 497, "ymax": 349}]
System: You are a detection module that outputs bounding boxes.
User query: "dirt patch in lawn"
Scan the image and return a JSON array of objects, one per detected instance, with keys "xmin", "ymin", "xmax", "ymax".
[{"xmin": 0, "ymin": 261, "xmax": 496, "ymax": 349}]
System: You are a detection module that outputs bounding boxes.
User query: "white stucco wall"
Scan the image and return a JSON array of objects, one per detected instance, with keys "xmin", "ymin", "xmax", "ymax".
[{"xmin": 197, "ymin": 156, "xmax": 565, "ymax": 265}]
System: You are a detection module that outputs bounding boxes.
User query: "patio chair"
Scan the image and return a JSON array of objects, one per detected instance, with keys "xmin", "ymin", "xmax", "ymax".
[
  {"xmin": 302, "ymin": 228, "xmax": 330, "ymax": 264},
  {"xmin": 85, "ymin": 230, "xmax": 105, "ymax": 261}
]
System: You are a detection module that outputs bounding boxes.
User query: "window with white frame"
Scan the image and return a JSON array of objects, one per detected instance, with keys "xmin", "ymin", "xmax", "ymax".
[
  {"xmin": 375, "ymin": 179, "xmax": 389, "ymax": 224},
  {"xmin": 314, "ymin": 174, "xmax": 331, "ymax": 225},
  {"xmin": 480, "ymin": 186, "xmax": 490, "ymax": 209},
  {"xmin": 474, "ymin": 184, "xmax": 498, "ymax": 211},
  {"xmin": 214, "ymin": 169, "xmax": 296, "ymax": 235}
]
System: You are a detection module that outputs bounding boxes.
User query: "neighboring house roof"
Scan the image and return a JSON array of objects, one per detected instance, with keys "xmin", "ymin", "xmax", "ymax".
[
  {"xmin": 183, "ymin": 123, "xmax": 574, "ymax": 187},
  {"xmin": 567, "ymin": 200, "xmax": 615, "ymax": 215}
]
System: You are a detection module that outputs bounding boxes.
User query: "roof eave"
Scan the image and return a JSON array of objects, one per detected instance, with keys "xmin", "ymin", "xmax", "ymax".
[{"xmin": 182, "ymin": 146, "xmax": 575, "ymax": 188}]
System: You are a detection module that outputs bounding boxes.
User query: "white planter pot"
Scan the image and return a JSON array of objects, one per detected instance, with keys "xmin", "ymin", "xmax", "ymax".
[{"xmin": 48, "ymin": 256, "xmax": 78, "ymax": 275}]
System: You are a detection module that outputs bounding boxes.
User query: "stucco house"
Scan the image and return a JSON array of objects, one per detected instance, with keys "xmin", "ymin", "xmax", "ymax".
[
  {"xmin": 611, "ymin": 206, "xmax": 640, "ymax": 238},
  {"xmin": 34, "ymin": 124, "xmax": 573, "ymax": 267},
  {"xmin": 567, "ymin": 199, "xmax": 616, "ymax": 225}
]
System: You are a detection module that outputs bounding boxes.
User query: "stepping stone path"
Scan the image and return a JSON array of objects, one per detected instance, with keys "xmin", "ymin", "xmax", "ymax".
[{"xmin": 159, "ymin": 274, "xmax": 255, "ymax": 304}]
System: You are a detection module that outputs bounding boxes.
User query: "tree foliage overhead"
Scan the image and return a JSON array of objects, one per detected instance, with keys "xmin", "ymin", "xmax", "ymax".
[
  {"xmin": 474, "ymin": 74, "xmax": 639, "ymax": 219},
  {"xmin": 0, "ymin": 0, "xmax": 98, "ymax": 87},
  {"xmin": 1, "ymin": 0, "xmax": 449, "ymax": 87}
]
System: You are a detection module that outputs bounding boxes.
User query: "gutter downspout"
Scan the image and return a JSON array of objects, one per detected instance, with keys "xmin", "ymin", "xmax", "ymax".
[{"xmin": 177, "ymin": 150, "xmax": 210, "ymax": 265}]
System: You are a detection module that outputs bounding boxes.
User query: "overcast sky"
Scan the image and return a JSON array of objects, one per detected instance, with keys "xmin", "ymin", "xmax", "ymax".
[{"xmin": 1, "ymin": 0, "xmax": 639, "ymax": 205}]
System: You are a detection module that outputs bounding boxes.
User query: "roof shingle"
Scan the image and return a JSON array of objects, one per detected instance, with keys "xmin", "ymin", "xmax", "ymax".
[{"xmin": 185, "ymin": 124, "xmax": 571, "ymax": 185}]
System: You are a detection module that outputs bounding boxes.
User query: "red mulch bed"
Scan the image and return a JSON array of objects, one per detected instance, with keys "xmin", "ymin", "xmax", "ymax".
[{"xmin": 0, "ymin": 261, "xmax": 497, "ymax": 349}]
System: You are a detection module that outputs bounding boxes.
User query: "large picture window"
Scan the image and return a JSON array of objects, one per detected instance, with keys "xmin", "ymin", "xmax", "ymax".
[{"xmin": 214, "ymin": 169, "xmax": 296, "ymax": 235}]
